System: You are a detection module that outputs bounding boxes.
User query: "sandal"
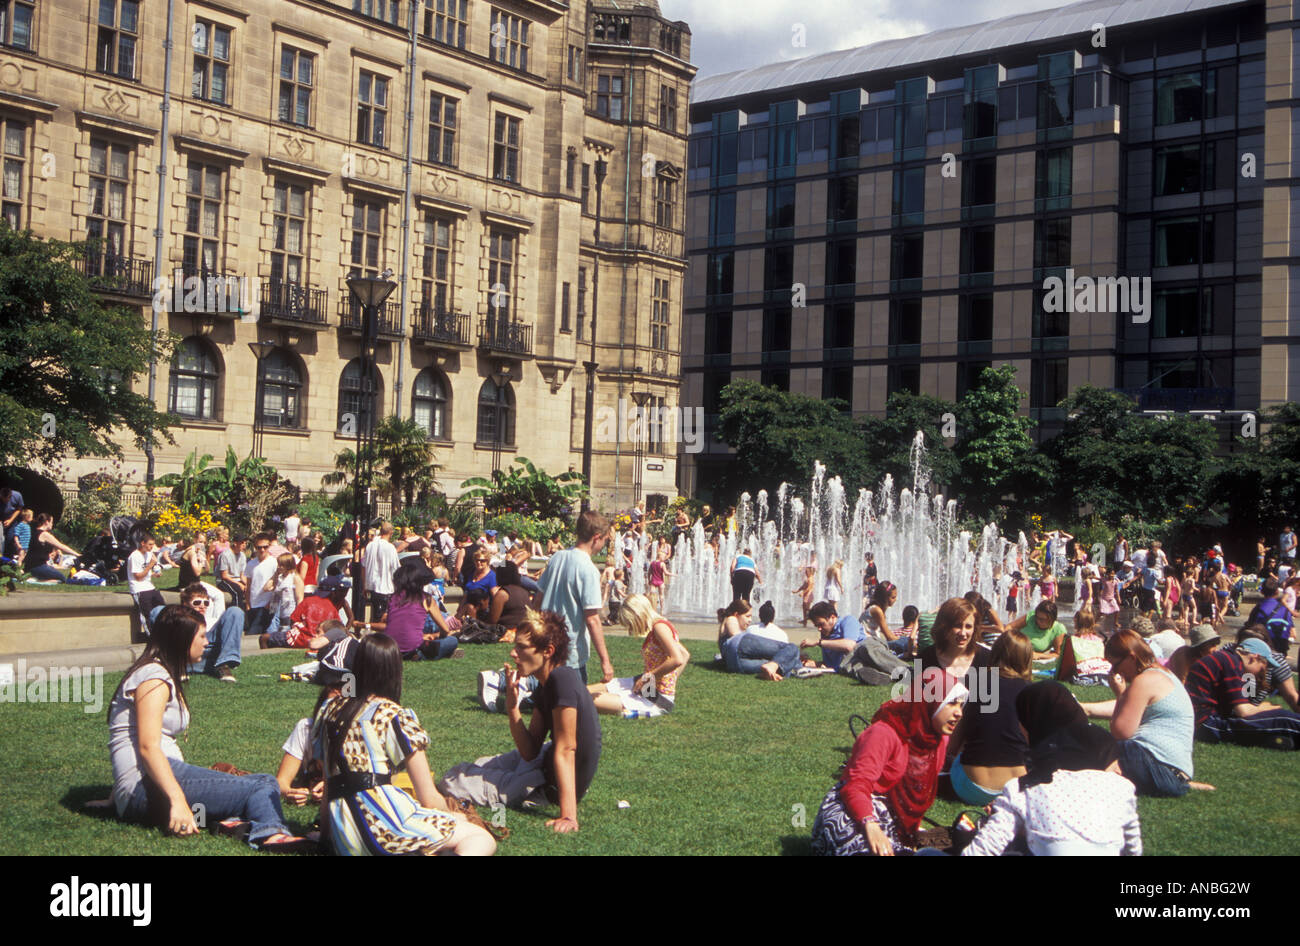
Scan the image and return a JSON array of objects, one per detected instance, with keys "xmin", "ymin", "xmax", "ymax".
[{"xmin": 213, "ymin": 818, "xmax": 250, "ymax": 842}]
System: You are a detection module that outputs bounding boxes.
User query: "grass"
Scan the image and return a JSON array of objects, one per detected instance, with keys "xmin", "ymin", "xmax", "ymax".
[
  {"xmin": 7, "ymin": 568, "xmax": 183, "ymax": 594},
  {"xmin": 3, "ymin": 636, "xmax": 1296, "ymax": 855}
]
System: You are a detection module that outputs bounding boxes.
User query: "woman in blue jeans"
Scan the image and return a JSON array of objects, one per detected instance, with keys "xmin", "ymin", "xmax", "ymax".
[
  {"xmin": 107, "ymin": 605, "xmax": 311, "ymax": 850},
  {"xmin": 24, "ymin": 513, "xmax": 78, "ymax": 581},
  {"xmin": 721, "ymin": 600, "xmax": 802, "ymax": 681}
]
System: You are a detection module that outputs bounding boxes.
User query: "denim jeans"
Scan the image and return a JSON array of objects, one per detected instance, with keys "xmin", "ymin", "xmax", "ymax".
[
  {"xmin": 1196, "ymin": 710, "xmax": 1300, "ymax": 750},
  {"xmin": 245, "ymin": 607, "xmax": 278, "ymax": 638},
  {"xmin": 1116, "ymin": 739, "xmax": 1190, "ymax": 797},
  {"xmin": 150, "ymin": 605, "xmax": 244, "ymax": 672},
  {"xmin": 723, "ymin": 632, "xmax": 801, "ymax": 676},
  {"xmin": 122, "ymin": 758, "xmax": 289, "ymax": 846},
  {"xmin": 29, "ymin": 564, "xmax": 65, "ymax": 581},
  {"xmin": 368, "ymin": 592, "xmax": 391, "ymax": 624},
  {"xmin": 406, "ymin": 635, "xmax": 460, "ymax": 660},
  {"xmin": 518, "ymin": 575, "xmax": 540, "ymax": 595}
]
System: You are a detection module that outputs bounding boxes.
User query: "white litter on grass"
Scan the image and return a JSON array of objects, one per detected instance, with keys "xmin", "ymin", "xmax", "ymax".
[{"xmin": 618, "ymin": 800, "xmax": 630, "ymax": 809}]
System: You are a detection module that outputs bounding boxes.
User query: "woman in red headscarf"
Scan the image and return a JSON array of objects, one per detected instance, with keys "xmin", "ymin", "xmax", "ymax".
[{"xmin": 811, "ymin": 669, "xmax": 967, "ymax": 855}]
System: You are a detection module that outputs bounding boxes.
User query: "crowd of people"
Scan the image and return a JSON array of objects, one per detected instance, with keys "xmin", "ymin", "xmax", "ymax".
[{"xmin": 5, "ymin": 482, "xmax": 1292, "ymax": 857}]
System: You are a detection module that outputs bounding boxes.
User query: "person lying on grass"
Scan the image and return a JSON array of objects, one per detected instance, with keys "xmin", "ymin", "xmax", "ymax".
[
  {"xmin": 799, "ymin": 601, "xmax": 866, "ymax": 674},
  {"xmin": 438, "ymin": 610, "xmax": 602, "ymax": 833},
  {"xmin": 811, "ymin": 668, "xmax": 968, "ymax": 856},
  {"xmin": 107, "ymin": 605, "xmax": 312, "ymax": 851},
  {"xmin": 588, "ymin": 594, "xmax": 689, "ymax": 718},
  {"xmin": 1080, "ymin": 630, "xmax": 1212, "ymax": 796},
  {"xmin": 717, "ymin": 600, "xmax": 803, "ymax": 681},
  {"xmin": 313, "ymin": 633, "xmax": 496, "ymax": 856}
]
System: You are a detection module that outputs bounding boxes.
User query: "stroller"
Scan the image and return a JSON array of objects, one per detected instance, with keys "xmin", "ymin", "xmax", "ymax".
[{"xmin": 73, "ymin": 515, "xmax": 141, "ymax": 584}]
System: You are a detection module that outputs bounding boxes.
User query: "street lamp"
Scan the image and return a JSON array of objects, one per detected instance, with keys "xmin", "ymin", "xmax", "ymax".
[
  {"xmin": 490, "ymin": 362, "xmax": 512, "ymax": 474},
  {"xmin": 345, "ymin": 271, "xmax": 397, "ymax": 620},
  {"xmin": 247, "ymin": 340, "xmax": 276, "ymax": 462},
  {"xmin": 580, "ymin": 156, "xmax": 608, "ymax": 512},
  {"xmin": 630, "ymin": 386, "xmax": 652, "ymax": 506}
]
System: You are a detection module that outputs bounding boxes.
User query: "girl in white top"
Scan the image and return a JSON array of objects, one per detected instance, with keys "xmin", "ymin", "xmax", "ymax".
[
  {"xmin": 823, "ymin": 560, "xmax": 844, "ymax": 605},
  {"xmin": 963, "ymin": 681, "xmax": 1141, "ymax": 857},
  {"xmin": 265, "ymin": 552, "xmax": 305, "ymax": 621},
  {"xmin": 107, "ymin": 605, "xmax": 308, "ymax": 850}
]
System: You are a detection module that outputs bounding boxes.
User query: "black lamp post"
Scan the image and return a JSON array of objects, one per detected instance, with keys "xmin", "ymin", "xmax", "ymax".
[
  {"xmin": 630, "ymin": 385, "xmax": 651, "ymax": 506},
  {"xmin": 580, "ymin": 156, "xmax": 608, "ymax": 512},
  {"xmin": 247, "ymin": 340, "xmax": 276, "ymax": 462},
  {"xmin": 345, "ymin": 271, "xmax": 397, "ymax": 620}
]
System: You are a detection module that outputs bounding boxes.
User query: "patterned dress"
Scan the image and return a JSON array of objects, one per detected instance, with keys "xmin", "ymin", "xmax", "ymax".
[
  {"xmin": 313, "ymin": 696, "xmax": 457, "ymax": 856},
  {"xmin": 811, "ymin": 786, "xmax": 911, "ymax": 856}
]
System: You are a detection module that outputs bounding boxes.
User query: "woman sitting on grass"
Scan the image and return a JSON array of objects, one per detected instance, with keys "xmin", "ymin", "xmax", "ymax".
[
  {"xmin": 439, "ymin": 610, "xmax": 602, "ymax": 834},
  {"xmin": 918, "ymin": 597, "xmax": 992, "ymax": 689},
  {"xmin": 356, "ymin": 560, "xmax": 460, "ymax": 661},
  {"xmin": 1005, "ymin": 600, "xmax": 1068, "ymax": 657},
  {"xmin": 811, "ymin": 668, "xmax": 967, "ymax": 856},
  {"xmin": 1081, "ymin": 630, "xmax": 1211, "ymax": 796},
  {"xmin": 107, "ymin": 605, "xmax": 311, "ymax": 851},
  {"xmin": 588, "ymin": 594, "xmax": 689, "ymax": 718},
  {"xmin": 716, "ymin": 598, "xmax": 752, "ymax": 654},
  {"xmin": 314, "ymin": 633, "xmax": 495, "ymax": 855},
  {"xmin": 948, "ymin": 630, "xmax": 1032, "ymax": 806},
  {"xmin": 861, "ymin": 581, "xmax": 907, "ymax": 655},
  {"xmin": 962, "ymin": 681, "xmax": 1142, "ymax": 857},
  {"xmin": 1056, "ymin": 609, "xmax": 1110, "ymax": 686}
]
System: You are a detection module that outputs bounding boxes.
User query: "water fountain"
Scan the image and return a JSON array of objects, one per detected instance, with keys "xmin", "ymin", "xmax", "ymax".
[{"xmin": 661, "ymin": 431, "xmax": 1062, "ymax": 626}]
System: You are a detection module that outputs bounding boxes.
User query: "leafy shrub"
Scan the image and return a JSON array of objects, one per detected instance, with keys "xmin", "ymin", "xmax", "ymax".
[{"xmin": 485, "ymin": 512, "xmax": 572, "ymax": 546}]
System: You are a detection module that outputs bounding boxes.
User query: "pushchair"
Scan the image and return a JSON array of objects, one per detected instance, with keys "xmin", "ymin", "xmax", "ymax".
[{"xmin": 73, "ymin": 515, "xmax": 143, "ymax": 584}]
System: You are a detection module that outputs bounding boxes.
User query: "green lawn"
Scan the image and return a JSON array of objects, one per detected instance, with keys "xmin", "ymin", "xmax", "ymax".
[{"xmin": 4, "ymin": 637, "xmax": 1296, "ymax": 855}]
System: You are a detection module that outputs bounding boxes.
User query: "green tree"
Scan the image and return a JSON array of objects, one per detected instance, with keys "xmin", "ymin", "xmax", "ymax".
[
  {"xmin": 372, "ymin": 416, "xmax": 440, "ymax": 515},
  {"xmin": 715, "ymin": 379, "xmax": 873, "ymax": 500},
  {"xmin": 1045, "ymin": 385, "xmax": 1216, "ymax": 523},
  {"xmin": 0, "ymin": 223, "xmax": 175, "ymax": 465},
  {"xmin": 859, "ymin": 391, "xmax": 960, "ymax": 492},
  {"xmin": 459, "ymin": 456, "xmax": 586, "ymax": 522},
  {"xmin": 954, "ymin": 364, "xmax": 1052, "ymax": 520},
  {"xmin": 1207, "ymin": 403, "xmax": 1300, "ymax": 549}
]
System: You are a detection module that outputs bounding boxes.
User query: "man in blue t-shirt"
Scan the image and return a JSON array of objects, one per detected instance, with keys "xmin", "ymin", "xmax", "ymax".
[
  {"xmin": 537, "ymin": 510, "xmax": 613, "ymax": 684},
  {"xmin": 800, "ymin": 601, "xmax": 866, "ymax": 673}
]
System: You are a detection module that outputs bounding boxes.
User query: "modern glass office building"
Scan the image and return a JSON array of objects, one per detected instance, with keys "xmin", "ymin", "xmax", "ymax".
[{"xmin": 681, "ymin": 0, "xmax": 1299, "ymax": 497}]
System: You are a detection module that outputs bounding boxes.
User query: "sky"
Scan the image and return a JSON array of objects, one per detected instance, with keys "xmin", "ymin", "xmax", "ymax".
[{"xmin": 658, "ymin": 0, "xmax": 1074, "ymax": 82}]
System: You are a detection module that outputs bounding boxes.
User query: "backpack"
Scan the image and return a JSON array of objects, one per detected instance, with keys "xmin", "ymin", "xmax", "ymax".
[{"xmin": 1248, "ymin": 597, "xmax": 1293, "ymax": 644}]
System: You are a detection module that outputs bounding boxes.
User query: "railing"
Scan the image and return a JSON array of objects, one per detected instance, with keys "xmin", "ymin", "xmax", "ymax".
[
  {"xmin": 338, "ymin": 298, "xmax": 403, "ymax": 338},
  {"xmin": 477, "ymin": 318, "xmax": 533, "ymax": 356},
  {"xmin": 76, "ymin": 253, "xmax": 153, "ymax": 297},
  {"xmin": 260, "ymin": 280, "xmax": 328, "ymax": 326},
  {"xmin": 174, "ymin": 266, "xmax": 251, "ymax": 315},
  {"xmin": 1119, "ymin": 387, "xmax": 1235, "ymax": 412},
  {"xmin": 412, "ymin": 306, "xmax": 471, "ymax": 346}
]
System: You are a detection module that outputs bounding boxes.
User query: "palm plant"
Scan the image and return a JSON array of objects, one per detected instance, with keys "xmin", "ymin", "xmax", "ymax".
[{"xmin": 323, "ymin": 415, "xmax": 440, "ymax": 516}]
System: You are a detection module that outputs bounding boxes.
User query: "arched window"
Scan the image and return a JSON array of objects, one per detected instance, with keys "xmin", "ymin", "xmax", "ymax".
[
  {"xmin": 258, "ymin": 349, "xmax": 303, "ymax": 428},
  {"xmin": 412, "ymin": 368, "xmax": 449, "ymax": 440},
  {"xmin": 338, "ymin": 358, "xmax": 382, "ymax": 435},
  {"xmin": 168, "ymin": 337, "xmax": 220, "ymax": 420},
  {"xmin": 476, "ymin": 378, "xmax": 515, "ymax": 446}
]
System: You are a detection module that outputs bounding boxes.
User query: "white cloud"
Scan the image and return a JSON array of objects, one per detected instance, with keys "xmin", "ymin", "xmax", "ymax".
[{"xmin": 660, "ymin": 0, "xmax": 1070, "ymax": 79}]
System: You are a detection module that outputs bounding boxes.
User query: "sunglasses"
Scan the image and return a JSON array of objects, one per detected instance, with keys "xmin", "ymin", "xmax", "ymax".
[
  {"xmin": 256, "ymin": 545, "xmax": 270, "ymax": 551},
  {"xmin": 186, "ymin": 599, "xmax": 210, "ymax": 607}
]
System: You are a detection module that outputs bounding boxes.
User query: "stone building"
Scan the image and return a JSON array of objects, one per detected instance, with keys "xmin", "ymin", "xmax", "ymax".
[{"xmin": 0, "ymin": 0, "xmax": 693, "ymax": 511}]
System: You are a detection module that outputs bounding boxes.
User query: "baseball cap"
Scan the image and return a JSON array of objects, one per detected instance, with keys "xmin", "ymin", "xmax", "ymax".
[
  {"xmin": 1238, "ymin": 637, "xmax": 1282, "ymax": 668},
  {"xmin": 1189, "ymin": 624, "xmax": 1220, "ymax": 648},
  {"xmin": 315, "ymin": 574, "xmax": 352, "ymax": 596},
  {"xmin": 312, "ymin": 636, "xmax": 358, "ymax": 687}
]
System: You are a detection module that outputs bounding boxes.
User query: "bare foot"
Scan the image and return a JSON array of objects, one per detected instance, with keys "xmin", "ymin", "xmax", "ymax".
[
  {"xmin": 758, "ymin": 662, "xmax": 783, "ymax": 682},
  {"xmin": 1189, "ymin": 781, "xmax": 1216, "ymax": 791}
]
